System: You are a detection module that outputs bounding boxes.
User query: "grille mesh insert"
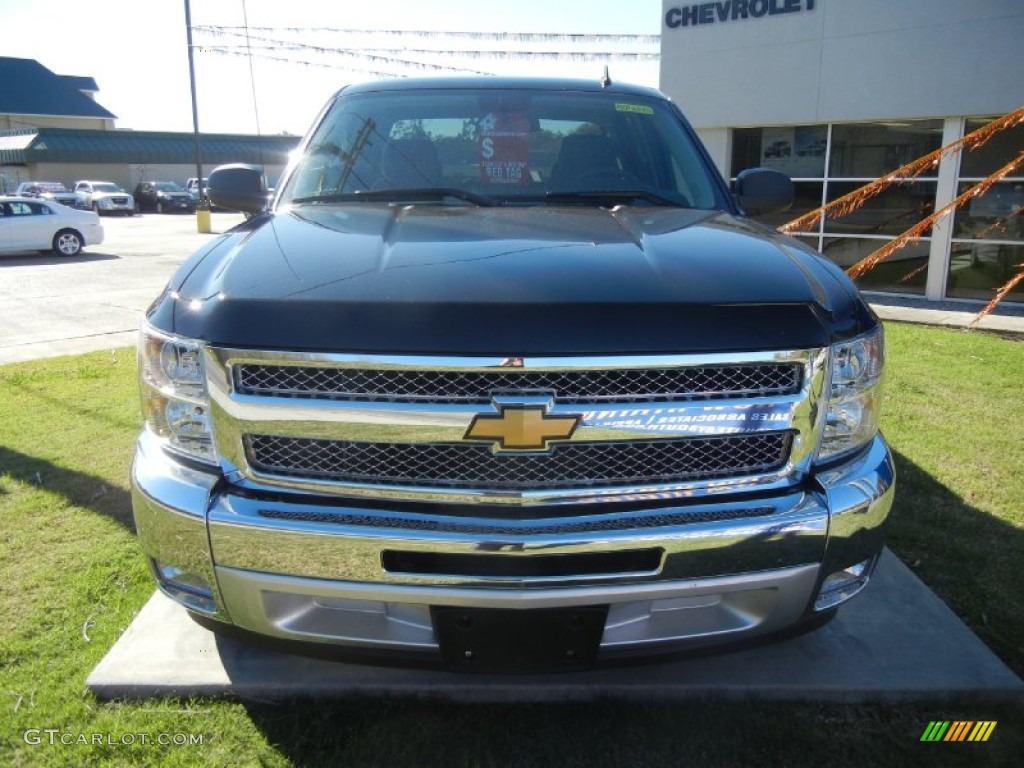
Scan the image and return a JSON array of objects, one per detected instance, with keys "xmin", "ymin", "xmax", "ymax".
[
  {"xmin": 234, "ymin": 363, "xmax": 802, "ymax": 403},
  {"xmin": 257, "ymin": 506, "xmax": 777, "ymax": 534},
  {"xmin": 246, "ymin": 432, "xmax": 793, "ymax": 490}
]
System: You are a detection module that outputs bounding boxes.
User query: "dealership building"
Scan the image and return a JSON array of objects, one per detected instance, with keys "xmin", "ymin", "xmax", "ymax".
[
  {"xmin": 659, "ymin": 0, "xmax": 1024, "ymax": 304},
  {"xmin": 0, "ymin": 57, "xmax": 296, "ymax": 199}
]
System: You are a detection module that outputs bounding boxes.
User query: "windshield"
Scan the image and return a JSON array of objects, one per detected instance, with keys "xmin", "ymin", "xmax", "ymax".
[
  {"xmin": 280, "ymin": 88, "xmax": 725, "ymax": 209},
  {"xmin": 38, "ymin": 182, "xmax": 69, "ymax": 192},
  {"xmin": 155, "ymin": 182, "xmax": 184, "ymax": 192},
  {"xmin": 94, "ymin": 183, "xmax": 123, "ymax": 193}
]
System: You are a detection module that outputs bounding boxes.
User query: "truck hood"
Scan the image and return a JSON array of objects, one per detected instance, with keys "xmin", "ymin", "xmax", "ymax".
[{"xmin": 156, "ymin": 204, "xmax": 874, "ymax": 355}]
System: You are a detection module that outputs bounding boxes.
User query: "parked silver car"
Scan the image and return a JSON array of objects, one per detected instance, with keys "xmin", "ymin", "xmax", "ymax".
[
  {"xmin": 74, "ymin": 180, "xmax": 135, "ymax": 216},
  {"xmin": 15, "ymin": 181, "xmax": 81, "ymax": 208}
]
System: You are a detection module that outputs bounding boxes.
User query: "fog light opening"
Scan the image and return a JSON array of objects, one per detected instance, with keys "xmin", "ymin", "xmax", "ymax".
[
  {"xmin": 152, "ymin": 559, "xmax": 217, "ymax": 614},
  {"xmin": 814, "ymin": 557, "xmax": 873, "ymax": 611}
]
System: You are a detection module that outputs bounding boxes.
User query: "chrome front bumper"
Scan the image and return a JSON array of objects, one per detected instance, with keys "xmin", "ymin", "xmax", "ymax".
[{"xmin": 131, "ymin": 431, "xmax": 894, "ymax": 658}]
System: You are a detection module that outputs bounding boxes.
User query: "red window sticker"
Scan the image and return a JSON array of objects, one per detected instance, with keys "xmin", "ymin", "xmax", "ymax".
[{"xmin": 479, "ymin": 112, "xmax": 530, "ymax": 185}]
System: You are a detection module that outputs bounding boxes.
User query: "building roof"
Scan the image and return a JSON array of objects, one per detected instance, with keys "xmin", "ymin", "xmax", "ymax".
[
  {"xmin": 58, "ymin": 75, "xmax": 100, "ymax": 93},
  {"xmin": 0, "ymin": 127, "xmax": 299, "ymax": 165},
  {"xmin": 0, "ymin": 57, "xmax": 115, "ymax": 120}
]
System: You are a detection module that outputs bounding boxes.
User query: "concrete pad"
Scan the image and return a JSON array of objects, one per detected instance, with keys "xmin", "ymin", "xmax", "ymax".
[{"xmin": 86, "ymin": 549, "xmax": 1024, "ymax": 703}]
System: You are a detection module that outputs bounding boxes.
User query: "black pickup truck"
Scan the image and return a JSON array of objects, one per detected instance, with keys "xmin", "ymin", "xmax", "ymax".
[{"xmin": 132, "ymin": 77, "xmax": 893, "ymax": 670}]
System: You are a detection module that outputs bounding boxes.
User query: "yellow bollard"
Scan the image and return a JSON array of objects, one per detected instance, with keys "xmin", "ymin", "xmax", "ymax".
[{"xmin": 196, "ymin": 208, "xmax": 212, "ymax": 234}]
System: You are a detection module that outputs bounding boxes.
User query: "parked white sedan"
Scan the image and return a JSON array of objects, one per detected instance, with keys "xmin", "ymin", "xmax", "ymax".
[{"xmin": 0, "ymin": 196, "xmax": 104, "ymax": 256}]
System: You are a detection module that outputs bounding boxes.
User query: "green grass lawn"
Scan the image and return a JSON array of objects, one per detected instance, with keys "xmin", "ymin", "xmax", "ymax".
[
  {"xmin": 1, "ymin": 325, "xmax": 1022, "ymax": 766},
  {"xmin": 882, "ymin": 325, "xmax": 1024, "ymax": 676}
]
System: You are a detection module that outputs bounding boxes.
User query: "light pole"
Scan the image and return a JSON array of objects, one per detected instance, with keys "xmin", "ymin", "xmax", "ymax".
[{"xmin": 184, "ymin": 0, "xmax": 211, "ymax": 233}]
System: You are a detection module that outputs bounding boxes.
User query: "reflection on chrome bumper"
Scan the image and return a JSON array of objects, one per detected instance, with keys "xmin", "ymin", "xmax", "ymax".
[{"xmin": 130, "ymin": 430, "xmax": 894, "ymax": 655}]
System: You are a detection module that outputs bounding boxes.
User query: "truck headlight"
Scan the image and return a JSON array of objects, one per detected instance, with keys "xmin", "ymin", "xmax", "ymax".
[
  {"xmin": 138, "ymin": 321, "xmax": 217, "ymax": 465},
  {"xmin": 817, "ymin": 326, "xmax": 884, "ymax": 462}
]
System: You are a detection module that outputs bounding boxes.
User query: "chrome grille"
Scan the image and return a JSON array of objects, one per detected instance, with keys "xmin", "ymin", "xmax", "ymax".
[
  {"xmin": 234, "ymin": 363, "xmax": 802, "ymax": 403},
  {"xmin": 209, "ymin": 347, "xmax": 826, "ymax": 504},
  {"xmin": 245, "ymin": 432, "xmax": 793, "ymax": 490}
]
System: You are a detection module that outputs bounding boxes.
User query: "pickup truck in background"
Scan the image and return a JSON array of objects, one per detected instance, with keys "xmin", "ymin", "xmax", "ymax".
[{"xmin": 74, "ymin": 180, "xmax": 135, "ymax": 216}]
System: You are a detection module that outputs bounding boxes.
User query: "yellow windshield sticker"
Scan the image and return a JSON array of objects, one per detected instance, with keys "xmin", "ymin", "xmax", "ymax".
[{"xmin": 615, "ymin": 103, "xmax": 654, "ymax": 115}]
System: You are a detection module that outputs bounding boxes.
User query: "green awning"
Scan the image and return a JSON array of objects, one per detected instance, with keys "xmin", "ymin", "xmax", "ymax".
[
  {"xmin": 0, "ymin": 127, "xmax": 299, "ymax": 165},
  {"xmin": 0, "ymin": 130, "xmax": 38, "ymax": 164}
]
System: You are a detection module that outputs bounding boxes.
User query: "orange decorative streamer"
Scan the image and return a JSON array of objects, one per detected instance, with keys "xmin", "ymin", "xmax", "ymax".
[
  {"xmin": 778, "ymin": 107, "xmax": 1024, "ymax": 234},
  {"xmin": 897, "ymin": 261, "xmax": 929, "ymax": 285},
  {"xmin": 972, "ymin": 265, "xmax": 1024, "ymax": 327},
  {"xmin": 846, "ymin": 151, "xmax": 1024, "ymax": 280}
]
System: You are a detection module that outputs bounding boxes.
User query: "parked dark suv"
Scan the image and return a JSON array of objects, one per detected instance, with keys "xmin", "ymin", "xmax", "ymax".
[
  {"xmin": 132, "ymin": 77, "xmax": 893, "ymax": 670},
  {"xmin": 132, "ymin": 181, "xmax": 196, "ymax": 213}
]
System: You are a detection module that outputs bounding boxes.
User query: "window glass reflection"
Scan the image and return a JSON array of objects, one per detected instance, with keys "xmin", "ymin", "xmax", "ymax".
[
  {"xmin": 756, "ymin": 182, "xmax": 823, "ymax": 231},
  {"xmin": 823, "ymin": 182, "xmax": 936, "ymax": 237},
  {"xmin": 960, "ymin": 118, "xmax": 1024, "ymax": 178},
  {"xmin": 822, "ymin": 237, "xmax": 928, "ymax": 295},
  {"xmin": 732, "ymin": 118, "xmax": 1024, "ymax": 303},
  {"xmin": 829, "ymin": 121, "xmax": 942, "ymax": 178},
  {"xmin": 946, "ymin": 242, "xmax": 1024, "ymax": 302},
  {"xmin": 731, "ymin": 128, "xmax": 763, "ymax": 177},
  {"xmin": 731, "ymin": 126, "xmax": 826, "ymax": 178},
  {"xmin": 952, "ymin": 182, "xmax": 1024, "ymax": 241}
]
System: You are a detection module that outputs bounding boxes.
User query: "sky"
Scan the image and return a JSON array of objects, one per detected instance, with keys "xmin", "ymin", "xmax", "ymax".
[{"xmin": 1, "ymin": 0, "xmax": 662, "ymax": 136}]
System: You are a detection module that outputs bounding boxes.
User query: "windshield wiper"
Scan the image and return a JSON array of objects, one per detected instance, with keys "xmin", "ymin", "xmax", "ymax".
[
  {"xmin": 544, "ymin": 189, "xmax": 687, "ymax": 207},
  {"xmin": 291, "ymin": 188, "xmax": 498, "ymax": 207}
]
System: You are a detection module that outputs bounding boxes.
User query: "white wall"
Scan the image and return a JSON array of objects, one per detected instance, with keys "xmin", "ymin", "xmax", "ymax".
[
  {"xmin": 660, "ymin": 0, "xmax": 1024, "ymax": 128},
  {"xmin": 31, "ymin": 163, "xmax": 147, "ymax": 190},
  {"xmin": 695, "ymin": 127, "xmax": 731, "ymax": 178}
]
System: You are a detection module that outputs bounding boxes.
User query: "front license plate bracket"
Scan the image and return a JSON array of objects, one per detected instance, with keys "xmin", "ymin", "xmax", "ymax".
[{"xmin": 431, "ymin": 605, "xmax": 608, "ymax": 672}]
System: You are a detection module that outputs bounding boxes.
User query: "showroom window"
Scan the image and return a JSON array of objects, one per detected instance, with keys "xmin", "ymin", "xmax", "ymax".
[
  {"xmin": 946, "ymin": 117, "xmax": 1024, "ymax": 303},
  {"xmin": 732, "ymin": 120, "xmax": 944, "ymax": 295}
]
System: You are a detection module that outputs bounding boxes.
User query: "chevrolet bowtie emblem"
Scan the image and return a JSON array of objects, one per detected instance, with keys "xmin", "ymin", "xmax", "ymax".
[{"xmin": 464, "ymin": 404, "xmax": 580, "ymax": 452}]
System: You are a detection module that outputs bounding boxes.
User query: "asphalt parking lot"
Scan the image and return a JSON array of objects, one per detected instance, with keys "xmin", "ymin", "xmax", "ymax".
[{"xmin": 0, "ymin": 211, "xmax": 245, "ymax": 364}]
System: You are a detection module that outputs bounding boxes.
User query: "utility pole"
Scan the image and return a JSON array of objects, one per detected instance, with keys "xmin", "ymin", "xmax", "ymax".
[{"xmin": 184, "ymin": 0, "xmax": 211, "ymax": 232}]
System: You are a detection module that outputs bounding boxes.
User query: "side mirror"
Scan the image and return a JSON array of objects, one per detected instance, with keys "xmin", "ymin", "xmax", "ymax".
[
  {"xmin": 208, "ymin": 164, "xmax": 267, "ymax": 215},
  {"xmin": 734, "ymin": 168, "xmax": 794, "ymax": 216}
]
